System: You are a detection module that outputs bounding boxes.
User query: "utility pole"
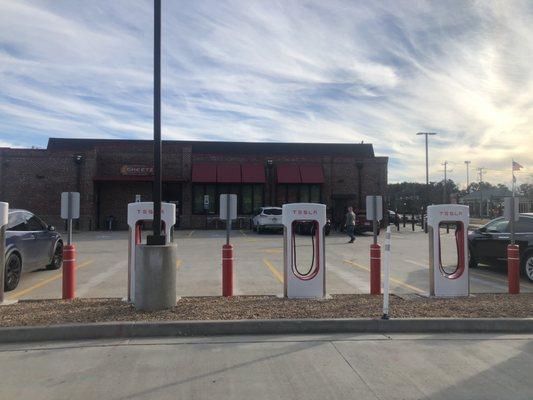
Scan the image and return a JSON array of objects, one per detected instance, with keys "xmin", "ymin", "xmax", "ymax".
[
  {"xmin": 442, "ymin": 161, "xmax": 448, "ymax": 203},
  {"xmin": 477, "ymin": 167, "xmax": 485, "ymax": 218},
  {"xmin": 416, "ymin": 132, "xmax": 437, "ymax": 229},
  {"xmin": 464, "ymin": 160, "xmax": 471, "ymax": 192}
]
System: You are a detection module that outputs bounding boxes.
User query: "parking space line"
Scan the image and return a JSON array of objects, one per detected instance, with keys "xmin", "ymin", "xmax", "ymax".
[
  {"xmin": 262, "ymin": 258, "xmax": 284, "ymax": 283},
  {"xmin": 187, "ymin": 230, "xmax": 195, "ymax": 237},
  {"xmin": 7, "ymin": 260, "xmax": 94, "ymax": 300},
  {"xmin": 405, "ymin": 259, "xmax": 427, "ymax": 267},
  {"xmin": 261, "ymin": 248, "xmax": 283, "ymax": 254},
  {"xmin": 343, "ymin": 259, "xmax": 425, "ymax": 294},
  {"xmin": 176, "ymin": 259, "xmax": 183, "ymax": 269}
]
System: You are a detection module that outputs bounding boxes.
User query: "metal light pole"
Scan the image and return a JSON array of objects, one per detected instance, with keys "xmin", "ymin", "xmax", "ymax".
[
  {"xmin": 417, "ymin": 132, "xmax": 437, "ymax": 230},
  {"xmin": 442, "ymin": 161, "xmax": 448, "ymax": 204},
  {"xmin": 464, "ymin": 160, "xmax": 471, "ymax": 192},
  {"xmin": 148, "ymin": 0, "xmax": 165, "ymax": 245}
]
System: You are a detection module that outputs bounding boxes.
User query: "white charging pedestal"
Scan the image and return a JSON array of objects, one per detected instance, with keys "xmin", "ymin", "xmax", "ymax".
[
  {"xmin": 127, "ymin": 202, "xmax": 176, "ymax": 302},
  {"xmin": 282, "ymin": 203, "xmax": 327, "ymax": 298},
  {"xmin": 427, "ymin": 204, "xmax": 469, "ymax": 297}
]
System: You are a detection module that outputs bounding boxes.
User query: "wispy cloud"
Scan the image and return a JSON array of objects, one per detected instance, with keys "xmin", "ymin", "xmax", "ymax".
[{"xmin": 0, "ymin": 0, "xmax": 532, "ymax": 185}]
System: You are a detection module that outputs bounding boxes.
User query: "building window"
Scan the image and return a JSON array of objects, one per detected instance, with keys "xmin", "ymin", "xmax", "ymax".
[
  {"xmin": 193, "ymin": 184, "xmax": 264, "ymax": 215},
  {"xmin": 276, "ymin": 184, "xmax": 322, "ymax": 205},
  {"xmin": 242, "ymin": 184, "xmax": 264, "ymax": 214},
  {"xmin": 193, "ymin": 185, "xmax": 216, "ymax": 214}
]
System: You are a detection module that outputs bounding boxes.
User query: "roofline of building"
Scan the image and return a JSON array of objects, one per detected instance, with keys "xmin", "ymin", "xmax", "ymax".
[{"xmin": 46, "ymin": 137, "xmax": 376, "ymax": 157}]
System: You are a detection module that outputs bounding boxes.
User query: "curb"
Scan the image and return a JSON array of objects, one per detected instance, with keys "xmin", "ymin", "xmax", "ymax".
[{"xmin": 1, "ymin": 318, "xmax": 532, "ymax": 343}]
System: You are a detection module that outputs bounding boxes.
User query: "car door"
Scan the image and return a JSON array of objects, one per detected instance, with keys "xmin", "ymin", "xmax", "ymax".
[
  {"xmin": 25, "ymin": 213, "xmax": 52, "ymax": 268},
  {"xmin": 474, "ymin": 218, "xmax": 510, "ymax": 263},
  {"xmin": 6, "ymin": 211, "xmax": 37, "ymax": 270},
  {"xmin": 514, "ymin": 216, "xmax": 533, "ymax": 257}
]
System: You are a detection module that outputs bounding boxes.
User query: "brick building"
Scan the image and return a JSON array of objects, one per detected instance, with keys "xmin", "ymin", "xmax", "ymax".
[{"xmin": 0, "ymin": 138, "xmax": 388, "ymax": 230}]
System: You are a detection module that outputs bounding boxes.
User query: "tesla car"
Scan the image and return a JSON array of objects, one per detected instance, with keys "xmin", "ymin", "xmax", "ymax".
[
  {"xmin": 4, "ymin": 209, "xmax": 63, "ymax": 291},
  {"xmin": 468, "ymin": 213, "xmax": 533, "ymax": 282}
]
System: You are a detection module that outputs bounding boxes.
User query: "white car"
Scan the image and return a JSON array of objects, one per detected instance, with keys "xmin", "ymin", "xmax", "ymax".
[{"xmin": 252, "ymin": 207, "xmax": 283, "ymax": 233}]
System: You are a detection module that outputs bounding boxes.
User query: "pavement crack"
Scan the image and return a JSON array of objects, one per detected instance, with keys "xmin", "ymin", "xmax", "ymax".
[{"xmin": 330, "ymin": 341, "xmax": 383, "ymax": 400}]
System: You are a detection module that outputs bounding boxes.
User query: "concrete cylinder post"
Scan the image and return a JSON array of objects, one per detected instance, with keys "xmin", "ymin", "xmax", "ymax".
[
  {"xmin": 507, "ymin": 244, "xmax": 520, "ymax": 294},
  {"xmin": 134, "ymin": 244, "xmax": 177, "ymax": 311},
  {"xmin": 62, "ymin": 244, "xmax": 76, "ymax": 299},
  {"xmin": 0, "ymin": 202, "xmax": 8, "ymax": 304},
  {"xmin": 222, "ymin": 244, "xmax": 234, "ymax": 296},
  {"xmin": 370, "ymin": 243, "xmax": 381, "ymax": 295}
]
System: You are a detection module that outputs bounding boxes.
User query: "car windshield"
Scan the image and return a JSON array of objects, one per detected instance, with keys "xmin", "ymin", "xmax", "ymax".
[
  {"xmin": 263, "ymin": 208, "xmax": 282, "ymax": 215},
  {"xmin": 484, "ymin": 218, "xmax": 509, "ymax": 233}
]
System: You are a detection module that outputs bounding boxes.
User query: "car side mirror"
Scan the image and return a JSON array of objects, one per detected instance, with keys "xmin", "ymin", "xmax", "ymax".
[
  {"xmin": 478, "ymin": 227, "xmax": 486, "ymax": 233},
  {"xmin": 48, "ymin": 225, "xmax": 56, "ymax": 232}
]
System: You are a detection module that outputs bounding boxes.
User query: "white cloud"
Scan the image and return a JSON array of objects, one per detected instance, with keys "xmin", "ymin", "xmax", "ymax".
[{"xmin": 0, "ymin": 0, "xmax": 531, "ymax": 185}]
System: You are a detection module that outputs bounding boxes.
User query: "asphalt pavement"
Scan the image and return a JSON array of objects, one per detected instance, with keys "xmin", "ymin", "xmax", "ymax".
[
  {"xmin": 5, "ymin": 227, "xmax": 533, "ymax": 300},
  {"xmin": 0, "ymin": 333, "xmax": 531, "ymax": 399}
]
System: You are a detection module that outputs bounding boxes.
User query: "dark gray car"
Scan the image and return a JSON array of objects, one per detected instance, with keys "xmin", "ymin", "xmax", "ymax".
[{"xmin": 4, "ymin": 209, "xmax": 63, "ymax": 291}]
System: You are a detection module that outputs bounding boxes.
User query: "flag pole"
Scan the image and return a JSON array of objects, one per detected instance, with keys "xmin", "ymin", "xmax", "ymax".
[{"xmin": 511, "ymin": 159, "xmax": 515, "ymax": 245}]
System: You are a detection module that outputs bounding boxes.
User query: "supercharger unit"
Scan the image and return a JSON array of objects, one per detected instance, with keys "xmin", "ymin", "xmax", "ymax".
[
  {"xmin": 427, "ymin": 204, "xmax": 469, "ymax": 297},
  {"xmin": 282, "ymin": 203, "xmax": 327, "ymax": 298},
  {"xmin": 127, "ymin": 201, "xmax": 176, "ymax": 302}
]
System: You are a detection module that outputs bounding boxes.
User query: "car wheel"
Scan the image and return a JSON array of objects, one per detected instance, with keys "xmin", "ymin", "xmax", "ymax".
[
  {"xmin": 522, "ymin": 252, "xmax": 533, "ymax": 283},
  {"xmin": 47, "ymin": 241, "xmax": 63, "ymax": 270},
  {"xmin": 4, "ymin": 253, "xmax": 22, "ymax": 292},
  {"xmin": 468, "ymin": 247, "xmax": 478, "ymax": 269}
]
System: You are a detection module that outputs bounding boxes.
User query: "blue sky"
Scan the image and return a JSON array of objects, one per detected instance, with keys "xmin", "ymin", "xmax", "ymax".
[{"xmin": 0, "ymin": 0, "xmax": 531, "ymax": 185}]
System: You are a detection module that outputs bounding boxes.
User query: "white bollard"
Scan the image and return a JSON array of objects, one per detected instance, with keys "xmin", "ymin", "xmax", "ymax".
[{"xmin": 382, "ymin": 225, "xmax": 391, "ymax": 319}]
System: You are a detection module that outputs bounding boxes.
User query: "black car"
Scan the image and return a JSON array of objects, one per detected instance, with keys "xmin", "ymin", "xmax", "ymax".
[
  {"xmin": 295, "ymin": 219, "xmax": 331, "ymax": 236},
  {"xmin": 468, "ymin": 213, "xmax": 533, "ymax": 282},
  {"xmin": 4, "ymin": 209, "xmax": 63, "ymax": 291}
]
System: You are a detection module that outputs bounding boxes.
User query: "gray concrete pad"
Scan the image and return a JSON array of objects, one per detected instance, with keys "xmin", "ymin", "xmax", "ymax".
[
  {"xmin": 5, "ymin": 228, "xmax": 533, "ymax": 300},
  {"xmin": 0, "ymin": 334, "xmax": 531, "ymax": 399}
]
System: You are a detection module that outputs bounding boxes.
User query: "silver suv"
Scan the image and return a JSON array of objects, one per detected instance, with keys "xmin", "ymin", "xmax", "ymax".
[{"xmin": 252, "ymin": 207, "xmax": 283, "ymax": 233}]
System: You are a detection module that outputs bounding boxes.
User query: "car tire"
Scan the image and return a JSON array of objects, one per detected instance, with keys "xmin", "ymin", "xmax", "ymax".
[
  {"xmin": 522, "ymin": 251, "xmax": 533, "ymax": 283},
  {"xmin": 46, "ymin": 241, "xmax": 63, "ymax": 270},
  {"xmin": 4, "ymin": 253, "xmax": 22, "ymax": 292},
  {"xmin": 468, "ymin": 247, "xmax": 478, "ymax": 269}
]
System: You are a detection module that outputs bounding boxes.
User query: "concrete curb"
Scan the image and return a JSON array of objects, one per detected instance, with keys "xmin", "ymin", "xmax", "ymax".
[{"xmin": 1, "ymin": 318, "xmax": 532, "ymax": 343}]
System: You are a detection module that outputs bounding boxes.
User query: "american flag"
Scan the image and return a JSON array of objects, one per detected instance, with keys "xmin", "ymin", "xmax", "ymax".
[{"xmin": 512, "ymin": 161, "xmax": 523, "ymax": 171}]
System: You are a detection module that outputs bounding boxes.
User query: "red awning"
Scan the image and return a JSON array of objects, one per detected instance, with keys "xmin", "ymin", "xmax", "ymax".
[
  {"xmin": 299, "ymin": 164, "xmax": 324, "ymax": 183},
  {"xmin": 241, "ymin": 163, "xmax": 265, "ymax": 183},
  {"xmin": 276, "ymin": 164, "xmax": 301, "ymax": 184},
  {"xmin": 192, "ymin": 163, "xmax": 217, "ymax": 182},
  {"xmin": 217, "ymin": 163, "xmax": 241, "ymax": 183}
]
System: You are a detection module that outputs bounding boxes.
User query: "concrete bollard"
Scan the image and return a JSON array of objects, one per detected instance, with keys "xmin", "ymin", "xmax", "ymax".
[
  {"xmin": 370, "ymin": 244, "xmax": 381, "ymax": 295},
  {"xmin": 134, "ymin": 244, "xmax": 177, "ymax": 311},
  {"xmin": 62, "ymin": 245, "xmax": 76, "ymax": 299},
  {"xmin": 507, "ymin": 244, "xmax": 520, "ymax": 294}
]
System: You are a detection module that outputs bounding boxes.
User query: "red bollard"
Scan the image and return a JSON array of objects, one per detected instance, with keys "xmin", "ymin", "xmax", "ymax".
[
  {"xmin": 62, "ymin": 244, "xmax": 76, "ymax": 300},
  {"xmin": 370, "ymin": 244, "xmax": 381, "ymax": 295},
  {"xmin": 507, "ymin": 244, "xmax": 520, "ymax": 294},
  {"xmin": 222, "ymin": 244, "xmax": 234, "ymax": 296}
]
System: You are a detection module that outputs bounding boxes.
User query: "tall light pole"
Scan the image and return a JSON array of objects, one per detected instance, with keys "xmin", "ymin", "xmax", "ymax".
[
  {"xmin": 416, "ymin": 132, "xmax": 437, "ymax": 204},
  {"xmin": 442, "ymin": 160, "xmax": 448, "ymax": 203},
  {"xmin": 147, "ymin": 0, "xmax": 165, "ymax": 245},
  {"xmin": 464, "ymin": 160, "xmax": 471, "ymax": 191}
]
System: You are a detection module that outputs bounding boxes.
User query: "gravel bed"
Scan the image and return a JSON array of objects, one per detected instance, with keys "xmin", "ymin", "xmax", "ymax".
[{"xmin": 1, "ymin": 294, "xmax": 532, "ymax": 327}]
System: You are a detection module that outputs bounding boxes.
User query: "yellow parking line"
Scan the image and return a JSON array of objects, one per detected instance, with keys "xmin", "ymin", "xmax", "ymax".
[
  {"xmin": 261, "ymin": 248, "xmax": 283, "ymax": 254},
  {"xmin": 343, "ymin": 259, "xmax": 425, "ymax": 294},
  {"xmin": 187, "ymin": 230, "xmax": 195, "ymax": 237},
  {"xmin": 176, "ymin": 259, "xmax": 183, "ymax": 269},
  {"xmin": 262, "ymin": 258, "xmax": 284, "ymax": 284},
  {"xmin": 7, "ymin": 260, "xmax": 95, "ymax": 300}
]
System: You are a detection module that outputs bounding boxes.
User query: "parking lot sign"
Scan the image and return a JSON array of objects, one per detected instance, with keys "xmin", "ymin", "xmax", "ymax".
[
  {"xmin": 220, "ymin": 194, "xmax": 237, "ymax": 221},
  {"xmin": 61, "ymin": 192, "xmax": 80, "ymax": 219}
]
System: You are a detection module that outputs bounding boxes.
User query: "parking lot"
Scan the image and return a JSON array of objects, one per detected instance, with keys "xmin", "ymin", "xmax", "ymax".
[{"xmin": 5, "ymin": 227, "xmax": 533, "ymax": 301}]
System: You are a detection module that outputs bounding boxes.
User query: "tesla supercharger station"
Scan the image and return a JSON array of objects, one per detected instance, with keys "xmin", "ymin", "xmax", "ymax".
[
  {"xmin": 282, "ymin": 203, "xmax": 326, "ymax": 298},
  {"xmin": 427, "ymin": 204, "xmax": 469, "ymax": 297},
  {"xmin": 127, "ymin": 201, "xmax": 176, "ymax": 302}
]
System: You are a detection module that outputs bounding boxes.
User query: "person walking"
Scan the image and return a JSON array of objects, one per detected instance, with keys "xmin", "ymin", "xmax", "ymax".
[{"xmin": 345, "ymin": 206, "xmax": 356, "ymax": 243}]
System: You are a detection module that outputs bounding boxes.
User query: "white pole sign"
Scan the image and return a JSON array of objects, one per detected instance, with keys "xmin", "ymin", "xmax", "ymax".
[
  {"xmin": 219, "ymin": 194, "xmax": 237, "ymax": 220},
  {"xmin": 366, "ymin": 195, "xmax": 383, "ymax": 221},
  {"xmin": 61, "ymin": 192, "xmax": 80, "ymax": 219}
]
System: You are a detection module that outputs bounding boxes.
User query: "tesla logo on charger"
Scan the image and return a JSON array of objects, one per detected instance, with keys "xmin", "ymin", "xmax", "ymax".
[
  {"xmin": 136, "ymin": 209, "xmax": 165, "ymax": 215},
  {"xmin": 292, "ymin": 209, "xmax": 318, "ymax": 216},
  {"xmin": 439, "ymin": 211, "xmax": 463, "ymax": 216}
]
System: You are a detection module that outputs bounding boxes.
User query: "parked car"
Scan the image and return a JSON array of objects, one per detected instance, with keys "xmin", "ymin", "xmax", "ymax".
[
  {"xmin": 468, "ymin": 213, "xmax": 533, "ymax": 282},
  {"xmin": 295, "ymin": 219, "xmax": 331, "ymax": 236},
  {"xmin": 251, "ymin": 207, "xmax": 283, "ymax": 233},
  {"xmin": 4, "ymin": 209, "xmax": 63, "ymax": 291},
  {"xmin": 355, "ymin": 210, "xmax": 380, "ymax": 235}
]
